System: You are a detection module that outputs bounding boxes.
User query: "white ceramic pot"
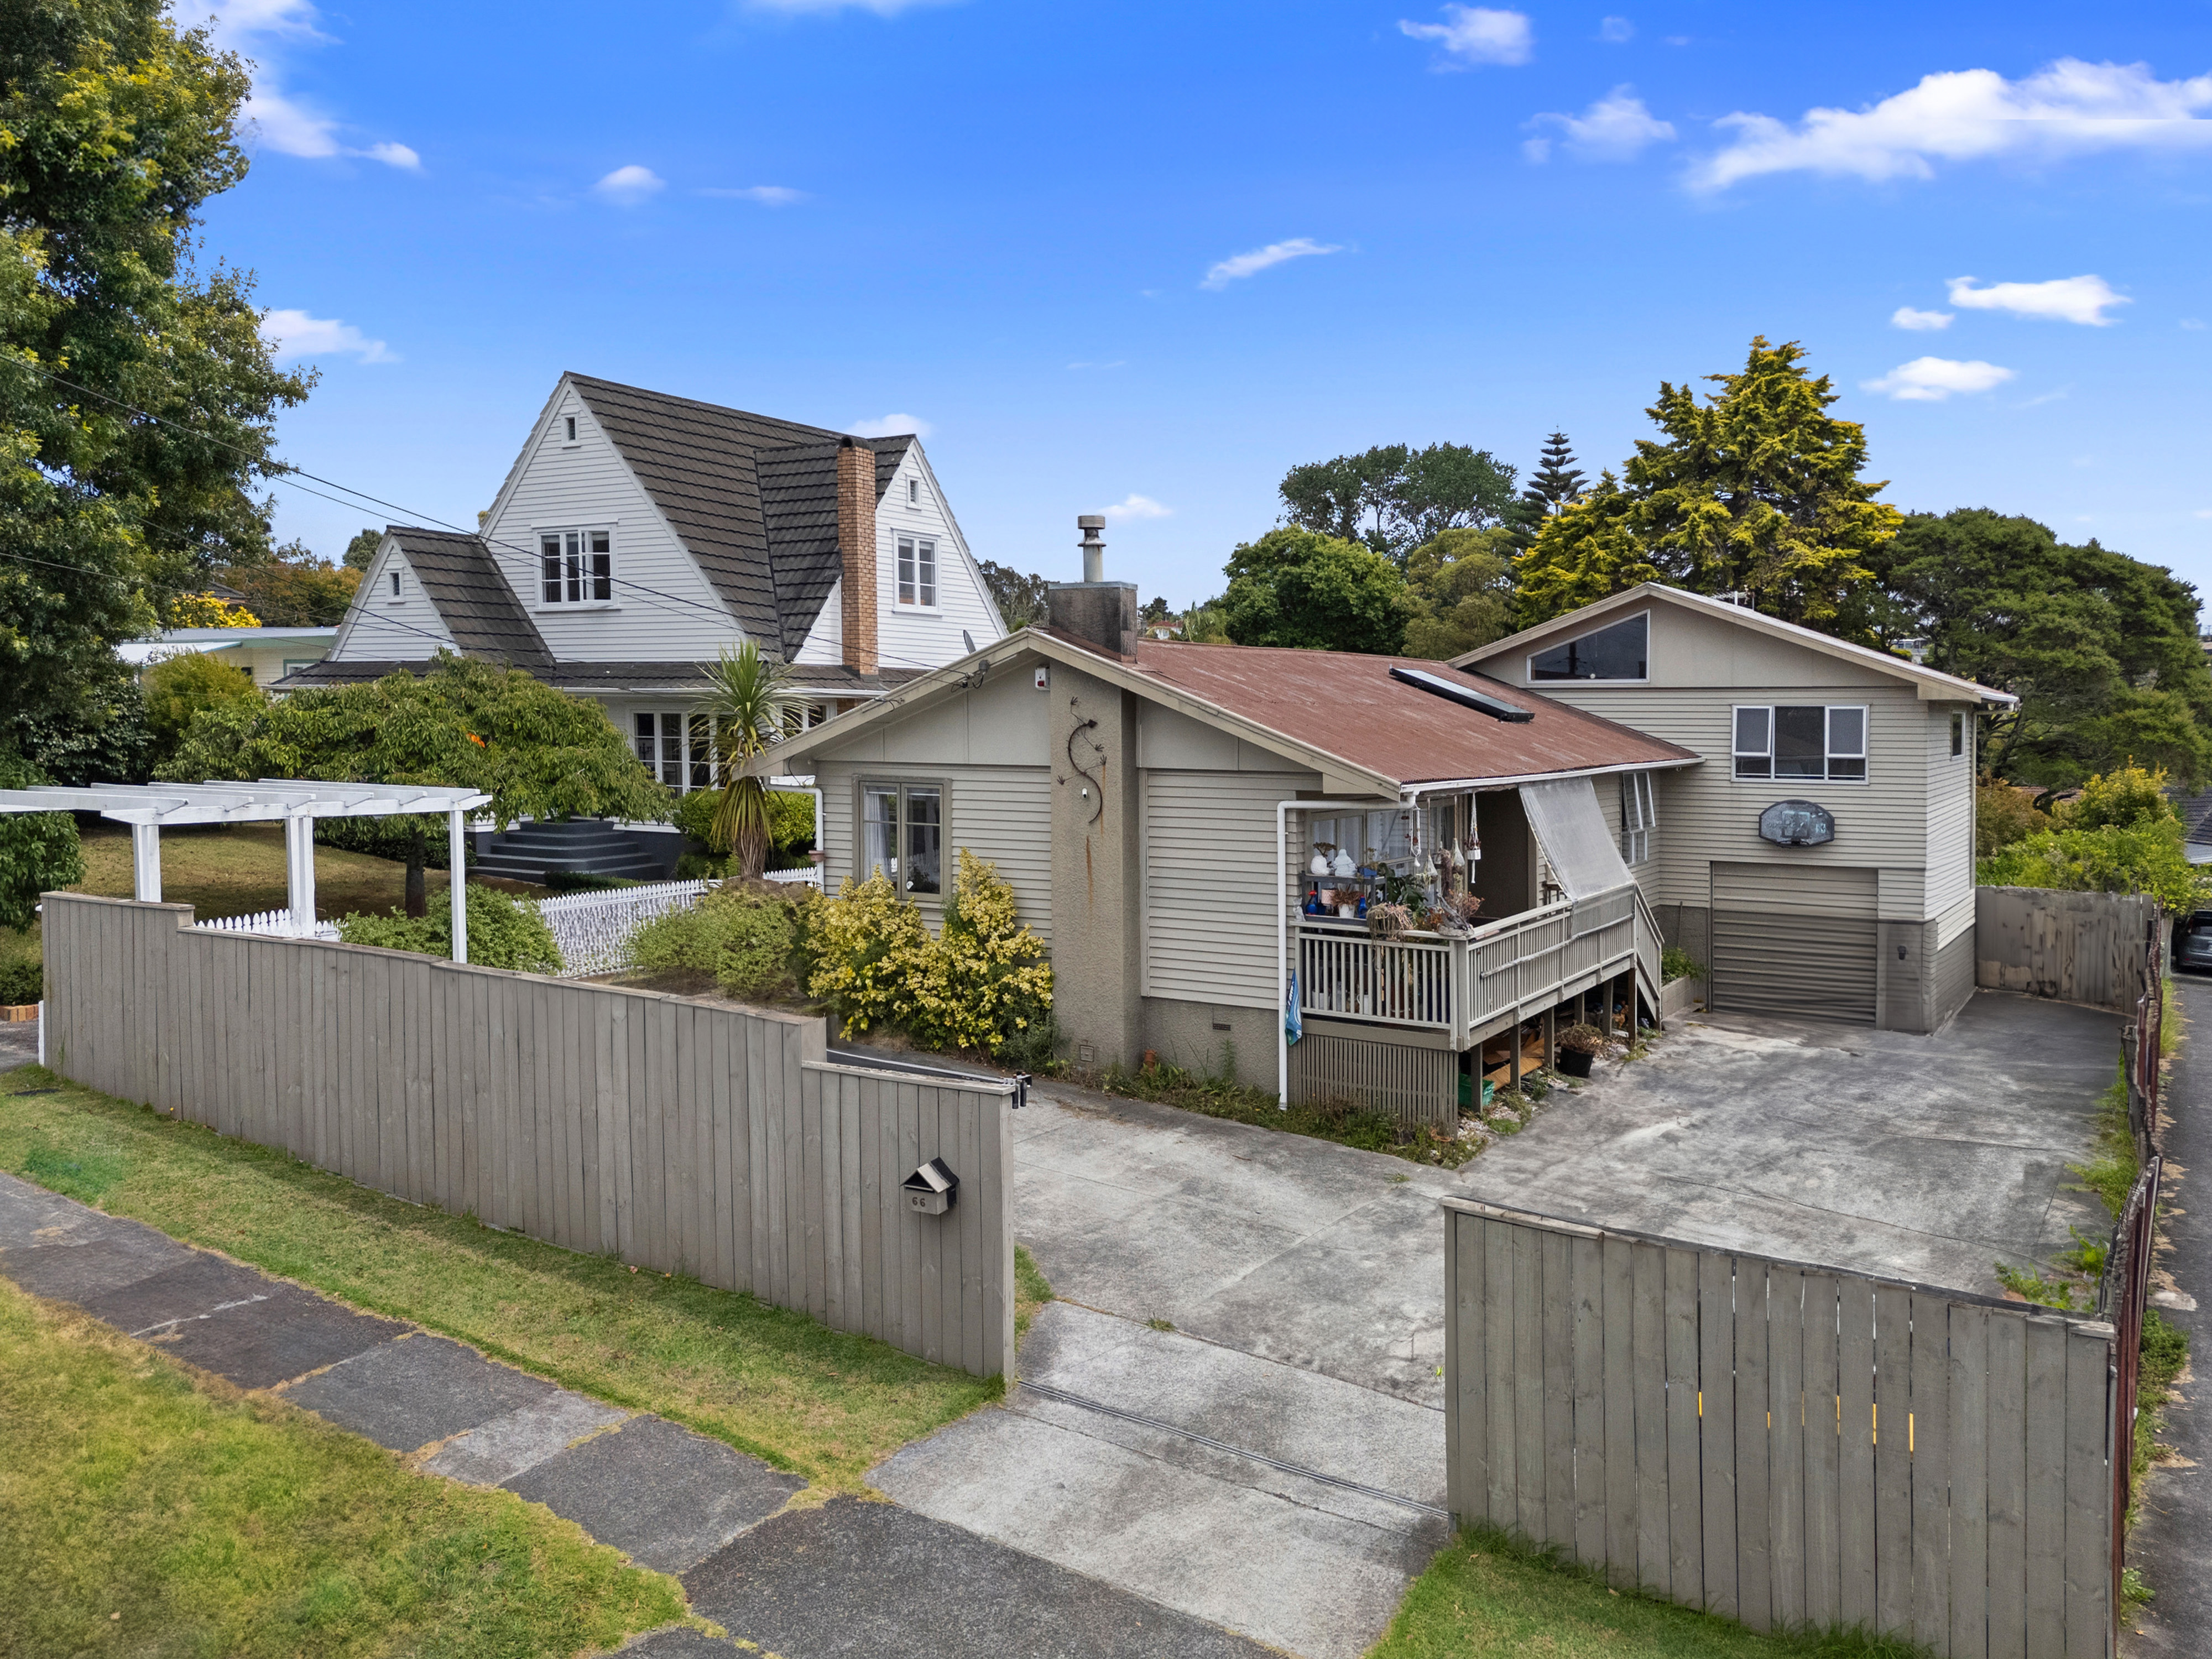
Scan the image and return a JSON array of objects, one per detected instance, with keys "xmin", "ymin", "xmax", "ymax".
[{"xmin": 1338, "ymin": 904, "xmax": 1357, "ymax": 918}]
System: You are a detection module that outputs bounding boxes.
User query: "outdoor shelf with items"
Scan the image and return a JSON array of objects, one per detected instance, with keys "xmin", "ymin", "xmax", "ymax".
[{"xmin": 1301, "ymin": 795, "xmax": 1483, "ymax": 939}]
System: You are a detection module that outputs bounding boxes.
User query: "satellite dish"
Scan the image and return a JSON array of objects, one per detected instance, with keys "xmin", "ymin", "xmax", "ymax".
[{"xmin": 962, "ymin": 630, "xmax": 976, "ymax": 654}]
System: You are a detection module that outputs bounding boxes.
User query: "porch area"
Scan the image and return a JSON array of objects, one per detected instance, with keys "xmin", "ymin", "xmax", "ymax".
[{"xmin": 1289, "ymin": 882, "xmax": 1661, "ymax": 1127}]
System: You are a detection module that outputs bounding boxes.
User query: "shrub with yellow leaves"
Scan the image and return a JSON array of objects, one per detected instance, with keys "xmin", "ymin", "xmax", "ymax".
[{"xmin": 806, "ymin": 870, "xmax": 932, "ymax": 1038}]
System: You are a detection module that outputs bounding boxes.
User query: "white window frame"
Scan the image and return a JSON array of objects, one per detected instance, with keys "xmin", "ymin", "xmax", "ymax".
[
  {"xmin": 633, "ymin": 710, "xmax": 717, "ymax": 793},
  {"xmin": 536, "ymin": 525, "xmax": 615, "ymax": 609},
  {"xmin": 908, "ymin": 477, "xmax": 921, "ymax": 505},
  {"xmin": 1731, "ymin": 703, "xmax": 1870, "ymax": 784},
  {"xmin": 387, "ymin": 569, "xmax": 403, "ymax": 601},
  {"xmin": 896, "ymin": 535, "xmax": 939, "ymax": 610},
  {"xmin": 562, "ymin": 414, "xmax": 579, "ymax": 445},
  {"xmin": 1526, "ymin": 608, "xmax": 1650, "ymax": 685},
  {"xmin": 1620, "ymin": 771, "xmax": 1656, "ymax": 864}
]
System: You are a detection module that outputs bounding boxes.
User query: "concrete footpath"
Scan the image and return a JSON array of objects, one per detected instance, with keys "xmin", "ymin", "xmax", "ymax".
[
  {"xmin": 2124, "ymin": 977, "xmax": 2210, "ymax": 1657},
  {"xmin": 0, "ymin": 1159, "xmax": 1274, "ymax": 1658}
]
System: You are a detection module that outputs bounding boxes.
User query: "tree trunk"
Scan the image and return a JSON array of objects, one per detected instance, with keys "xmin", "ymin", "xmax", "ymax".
[{"xmin": 405, "ymin": 827, "xmax": 427, "ymax": 918}]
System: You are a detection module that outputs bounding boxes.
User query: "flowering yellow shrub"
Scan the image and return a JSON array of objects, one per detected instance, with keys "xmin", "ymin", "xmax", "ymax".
[
  {"xmin": 805, "ymin": 851, "xmax": 1052, "ymax": 1052},
  {"xmin": 903, "ymin": 849, "xmax": 1053, "ymax": 1055},
  {"xmin": 169, "ymin": 592, "xmax": 262, "ymax": 628},
  {"xmin": 806, "ymin": 870, "xmax": 931, "ymax": 1037}
]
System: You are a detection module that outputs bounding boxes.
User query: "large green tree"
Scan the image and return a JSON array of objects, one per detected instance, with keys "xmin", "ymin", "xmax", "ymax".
[
  {"xmin": 1401, "ymin": 526, "xmax": 1516, "ymax": 660},
  {"xmin": 0, "ymin": 0, "xmax": 309, "ymax": 766},
  {"xmin": 1516, "ymin": 338, "xmax": 1901, "ymax": 629},
  {"xmin": 161, "ymin": 655, "xmax": 671, "ymax": 915},
  {"xmin": 1280, "ymin": 442, "xmax": 1519, "ymax": 565},
  {"xmin": 1219, "ymin": 528, "xmax": 1411, "ymax": 655},
  {"xmin": 0, "ymin": 749, "xmax": 84, "ymax": 931},
  {"xmin": 1867, "ymin": 509, "xmax": 2212, "ymax": 788}
]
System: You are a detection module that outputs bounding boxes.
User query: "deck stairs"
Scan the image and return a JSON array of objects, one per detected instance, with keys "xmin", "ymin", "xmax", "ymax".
[{"xmin": 470, "ymin": 820, "xmax": 671, "ymax": 883}]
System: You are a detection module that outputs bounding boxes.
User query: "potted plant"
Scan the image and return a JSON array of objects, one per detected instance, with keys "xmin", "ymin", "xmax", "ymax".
[
  {"xmin": 1368, "ymin": 901, "xmax": 1414, "ymax": 940},
  {"xmin": 1556, "ymin": 1022, "xmax": 1606, "ymax": 1078}
]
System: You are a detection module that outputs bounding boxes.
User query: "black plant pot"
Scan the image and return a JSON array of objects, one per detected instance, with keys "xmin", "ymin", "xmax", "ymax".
[{"xmin": 1558, "ymin": 1049, "xmax": 1595, "ymax": 1079}]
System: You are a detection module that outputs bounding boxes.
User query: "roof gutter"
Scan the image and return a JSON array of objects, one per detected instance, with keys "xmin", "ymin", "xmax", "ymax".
[{"xmin": 1395, "ymin": 755, "xmax": 1701, "ymax": 800}]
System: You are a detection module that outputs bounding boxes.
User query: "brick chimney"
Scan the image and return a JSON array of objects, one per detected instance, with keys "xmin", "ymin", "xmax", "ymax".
[{"xmin": 836, "ymin": 437, "xmax": 878, "ymax": 675}]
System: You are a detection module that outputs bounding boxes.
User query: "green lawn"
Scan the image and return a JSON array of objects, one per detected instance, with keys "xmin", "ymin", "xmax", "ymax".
[
  {"xmin": 1373, "ymin": 1528, "xmax": 1926, "ymax": 1659},
  {"xmin": 0, "ymin": 1276, "xmax": 686, "ymax": 1658},
  {"xmin": 0, "ymin": 1069, "xmax": 1001, "ymax": 1493}
]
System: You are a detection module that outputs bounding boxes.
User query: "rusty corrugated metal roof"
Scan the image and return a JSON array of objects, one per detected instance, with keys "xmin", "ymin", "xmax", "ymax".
[{"xmin": 1121, "ymin": 640, "xmax": 1698, "ymax": 787}]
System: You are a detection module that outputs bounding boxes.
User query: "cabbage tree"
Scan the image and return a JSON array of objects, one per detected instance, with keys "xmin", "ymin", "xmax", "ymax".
[{"xmin": 703, "ymin": 640, "xmax": 802, "ymax": 880}]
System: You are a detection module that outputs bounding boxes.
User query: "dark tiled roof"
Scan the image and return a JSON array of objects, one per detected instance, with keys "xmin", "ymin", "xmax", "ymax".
[
  {"xmin": 566, "ymin": 374, "xmax": 915, "ymax": 659},
  {"xmin": 387, "ymin": 528, "xmax": 554, "ymax": 670}
]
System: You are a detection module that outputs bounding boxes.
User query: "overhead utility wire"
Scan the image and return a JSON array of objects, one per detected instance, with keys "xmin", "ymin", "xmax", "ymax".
[{"xmin": 9, "ymin": 357, "xmax": 969, "ymax": 674}]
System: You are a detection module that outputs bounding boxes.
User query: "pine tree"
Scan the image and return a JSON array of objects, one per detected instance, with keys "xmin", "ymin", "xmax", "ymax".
[{"xmin": 1521, "ymin": 432, "xmax": 1586, "ymax": 518}]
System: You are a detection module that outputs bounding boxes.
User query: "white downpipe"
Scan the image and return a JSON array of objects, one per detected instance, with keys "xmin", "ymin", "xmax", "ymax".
[
  {"xmin": 448, "ymin": 808, "xmax": 468, "ymax": 965},
  {"xmin": 1276, "ymin": 797, "xmax": 1393, "ymax": 1111}
]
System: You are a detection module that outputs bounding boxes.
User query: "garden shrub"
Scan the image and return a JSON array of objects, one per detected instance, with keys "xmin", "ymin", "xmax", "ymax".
[
  {"xmin": 672, "ymin": 787, "xmax": 813, "ymax": 862},
  {"xmin": 314, "ymin": 814, "xmax": 452, "ymax": 868},
  {"xmin": 337, "ymin": 884, "xmax": 561, "ymax": 973},
  {"xmin": 625, "ymin": 884, "xmax": 807, "ymax": 1000},
  {"xmin": 0, "ymin": 930, "xmax": 41, "ymax": 1004},
  {"xmin": 1975, "ymin": 780, "xmax": 2052, "ymax": 858},
  {"xmin": 805, "ymin": 852, "xmax": 1051, "ymax": 1054},
  {"xmin": 1658, "ymin": 945, "xmax": 1702, "ymax": 983},
  {"xmin": 0, "ymin": 752, "xmax": 85, "ymax": 932}
]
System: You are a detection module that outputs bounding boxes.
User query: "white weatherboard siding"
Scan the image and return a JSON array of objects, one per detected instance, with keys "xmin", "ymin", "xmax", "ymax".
[
  {"xmin": 480, "ymin": 385, "xmax": 743, "ymax": 661},
  {"xmin": 335, "ymin": 542, "xmax": 456, "ymax": 658},
  {"xmin": 1925, "ymin": 707, "xmax": 1976, "ymax": 919},
  {"xmin": 1142, "ymin": 771, "xmax": 1313, "ymax": 1010},
  {"xmin": 797, "ymin": 447, "xmax": 1003, "ymax": 670}
]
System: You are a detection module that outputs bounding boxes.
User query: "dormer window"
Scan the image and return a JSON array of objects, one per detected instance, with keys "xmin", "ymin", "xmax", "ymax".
[
  {"xmin": 539, "ymin": 528, "xmax": 613, "ymax": 604},
  {"xmin": 1529, "ymin": 611, "xmax": 1647, "ymax": 681},
  {"xmin": 897, "ymin": 535, "xmax": 937, "ymax": 608},
  {"xmin": 563, "ymin": 415, "xmax": 578, "ymax": 442}
]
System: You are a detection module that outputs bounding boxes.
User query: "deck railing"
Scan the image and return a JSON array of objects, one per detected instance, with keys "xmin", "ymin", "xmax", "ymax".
[{"xmin": 1297, "ymin": 881, "xmax": 1648, "ymax": 1046}]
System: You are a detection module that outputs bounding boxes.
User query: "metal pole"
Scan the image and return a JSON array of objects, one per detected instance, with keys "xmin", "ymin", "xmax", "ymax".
[
  {"xmin": 448, "ymin": 808, "xmax": 468, "ymax": 964},
  {"xmin": 131, "ymin": 822, "xmax": 161, "ymax": 902},
  {"xmin": 285, "ymin": 815, "xmax": 317, "ymax": 933}
]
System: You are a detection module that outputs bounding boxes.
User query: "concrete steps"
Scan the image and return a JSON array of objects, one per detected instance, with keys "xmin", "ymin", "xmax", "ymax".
[{"xmin": 471, "ymin": 820, "xmax": 673, "ymax": 883}]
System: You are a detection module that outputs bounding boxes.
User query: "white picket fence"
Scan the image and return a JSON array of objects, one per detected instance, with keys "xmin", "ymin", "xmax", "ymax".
[
  {"xmin": 537, "ymin": 878, "xmax": 712, "ymax": 979},
  {"xmin": 192, "ymin": 909, "xmax": 341, "ymax": 941}
]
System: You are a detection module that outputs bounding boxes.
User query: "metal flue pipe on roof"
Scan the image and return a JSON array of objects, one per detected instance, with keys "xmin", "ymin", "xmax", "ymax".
[{"xmin": 1078, "ymin": 514, "xmax": 1106, "ymax": 583}]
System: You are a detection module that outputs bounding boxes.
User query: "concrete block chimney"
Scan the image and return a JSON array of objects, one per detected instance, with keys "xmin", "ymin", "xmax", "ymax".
[
  {"xmin": 1046, "ymin": 513, "xmax": 1138, "ymax": 660},
  {"xmin": 836, "ymin": 437, "xmax": 878, "ymax": 675}
]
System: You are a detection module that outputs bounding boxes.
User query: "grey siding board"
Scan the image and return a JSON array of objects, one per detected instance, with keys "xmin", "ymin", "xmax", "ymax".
[
  {"xmin": 40, "ymin": 894, "xmax": 1013, "ymax": 1381},
  {"xmin": 1142, "ymin": 770, "xmax": 1311, "ymax": 1009}
]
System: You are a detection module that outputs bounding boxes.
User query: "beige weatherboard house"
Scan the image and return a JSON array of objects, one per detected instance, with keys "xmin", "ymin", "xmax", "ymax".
[
  {"xmin": 1456, "ymin": 583, "xmax": 2015, "ymax": 1034},
  {"xmin": 762, "ymin": 525, "xmax": 1719, "ymax": 1125}
]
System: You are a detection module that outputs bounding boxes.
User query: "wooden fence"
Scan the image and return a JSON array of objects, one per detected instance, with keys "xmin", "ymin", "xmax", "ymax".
[
  {"xmin": 1975, "ymin": 888, "xmax": 2161, "ymax": 1013},
  {"xmin": 40, "ymin": 893, "xmax": 1015, "ymax": 1379},
  {"xmin": 1444, "ymin": 1198, "xmax": 2118, "ymax": 1657}
]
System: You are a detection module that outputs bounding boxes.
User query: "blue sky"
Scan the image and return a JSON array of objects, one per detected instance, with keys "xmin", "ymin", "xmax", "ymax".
[{"xmin": 194, "ymin": 1, "xmax": 2212, "ymax": 609}]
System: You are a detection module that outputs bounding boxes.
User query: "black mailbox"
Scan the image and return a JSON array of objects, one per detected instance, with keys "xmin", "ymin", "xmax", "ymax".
[{"xmin": 904, "ymin": 1157, "xmax": 958, "ymax": 1217}]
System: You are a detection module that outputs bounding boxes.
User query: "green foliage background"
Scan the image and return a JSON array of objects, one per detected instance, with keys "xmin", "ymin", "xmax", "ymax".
[
  {"xmin": 0, "ymin": 750, "xmax": 83, "ymax": 932},
  {"xmin": 335, "ymin": 885, "xmax": 561, "ymax": 974}
]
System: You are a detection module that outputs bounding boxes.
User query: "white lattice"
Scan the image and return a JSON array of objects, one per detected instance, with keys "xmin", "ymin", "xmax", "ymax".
[
  {"xmin": 537, "ymin": 879, "xmax": 712, "ymax": 979},
  {"xmin": 194, "ymin": 908, "xmax": 340, "ymax": 941}
]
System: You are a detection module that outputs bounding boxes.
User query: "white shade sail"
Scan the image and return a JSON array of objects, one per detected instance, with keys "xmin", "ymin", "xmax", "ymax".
[{"xmin": 1517, "ymin": 775, "xmax": 1633, "ymax": 901}]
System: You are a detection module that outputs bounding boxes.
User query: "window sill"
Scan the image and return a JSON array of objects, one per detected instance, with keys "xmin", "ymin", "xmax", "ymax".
[
  {"xmin": 1730, "ymin": 775, "xmax": 1870, "ymax": 786},
  {"xmin": 892, "ymin": 605, "xmax": 943, "ymax": 617},
  {"xmin": 531, "ymin": 602, "xmax": 622, "ymax": 614}
]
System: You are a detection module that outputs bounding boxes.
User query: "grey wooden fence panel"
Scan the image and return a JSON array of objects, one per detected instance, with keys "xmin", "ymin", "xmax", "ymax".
[
  {"xmin": 1443, "ymin": 1201, "xmax": 2119, "ymax": 1657},
  {"xmin": 1975, "ymin": 888, "xmax": 2157, "ymax": 1012},
  {"xmin": 39, "ymin": 894, "xmax": 1014, "ymax": 1380}
]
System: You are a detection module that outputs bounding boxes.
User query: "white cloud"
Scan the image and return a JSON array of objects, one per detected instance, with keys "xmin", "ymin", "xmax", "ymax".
[
  {"xmin": 1524, "ymin": 87, "xmax": 1674, "ymax": 163},
  {"xmin": 1861, "ymin": 356, "xmax": 2015, "ymax": 401},
  {"xmin": 1399, "ymin": 6, "xmax": 1533, "ymax": 67},
  {"xmin": 745, "ymin": 0, "xmax": 956, "ymax": 12},
  {"xmin": 1102, "ymin": 494, "xmax": 1172, "ymax": 522},
  {"xmin": 1201, "ymin": 237, "xmax": 1343, "ymax": 290},
  {"xmin": 593, "ymin": 165, "xmax": 666, "ymax": 205},
  {"xmin": 1891, "ymin": 306, "xmax": 1953, "ymax": 331},
  {"xmin": 2194, "ymin": 508, "xmax": 2212, "ymax": 519},
  {"xmin": 1946, "ymin": 274, "xmax": 2128, "ymax": 326},
  {"xmin": 260, "ymin": 309, "xmax": 395, "ymax": 364},
  {"xmin": 1599, "ymin": 15, "xmax": 1634, "ymax": 43},
  {"xmin": 2184, "ymin": 318, "xmax": 2207, "ymax": 330},
  {"xmin": 847, "ymin": 413, "xmax": 932, "ymax": 438},
  {"xmin": 702, "ymin": 184, "xmax": 806, "ymax": 205},
  {"xmin": 1694, "ymin": 59, "xmax": 2212, "ymax": 191},
  {"xmin": 177, "ymin": 0, "xmax": 418, "ymax": 168}
]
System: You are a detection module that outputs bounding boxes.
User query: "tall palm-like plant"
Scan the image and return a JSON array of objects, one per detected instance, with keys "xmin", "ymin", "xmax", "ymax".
[{"xmin": 701, "ymin": 640, "xmax": 802, "ymax": 879}]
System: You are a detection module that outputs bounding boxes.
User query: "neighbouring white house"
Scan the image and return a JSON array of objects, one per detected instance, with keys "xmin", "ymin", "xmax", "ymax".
[
  {"xmin": 120, "ymin": 625, "xmax": 338, "ymax": 688},
  {"xmin": 290, "ymin": 373, "xmax": 1004, "ymax": 879}
]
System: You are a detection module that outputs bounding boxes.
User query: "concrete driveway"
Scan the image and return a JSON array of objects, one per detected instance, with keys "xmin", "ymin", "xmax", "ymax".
[
  {"xmin": 1462, "ymin": 989, "xmax": 2119, "ymax": 1297},
  {"xmin": 873, "ymin": 989, "xmax": 2119, "ymax": 1658}
]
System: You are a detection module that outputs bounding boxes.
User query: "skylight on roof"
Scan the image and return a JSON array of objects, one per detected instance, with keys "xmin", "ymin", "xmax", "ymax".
[{"xmin": 1389, "ymin": 666, "xmax": 1532, "ymax": 722}]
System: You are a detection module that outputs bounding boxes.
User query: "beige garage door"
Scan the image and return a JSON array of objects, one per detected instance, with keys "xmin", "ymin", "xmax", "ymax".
[{"xmin": 1709, "ymin": 863, "xmax": 1879, "ymax": 1026}]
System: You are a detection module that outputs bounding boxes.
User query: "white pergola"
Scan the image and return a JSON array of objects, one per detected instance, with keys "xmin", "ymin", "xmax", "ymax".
[{"xmin": 0, "ymin": 780, "xmax": 493, "ymax": 962}]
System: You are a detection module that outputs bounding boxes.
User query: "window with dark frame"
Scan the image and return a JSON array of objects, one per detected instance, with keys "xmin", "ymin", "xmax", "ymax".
[
  {"xmin": 1732, "ymin": 704, "xmax": 1867, "ymax": 782},
  {"xmin": 540, "ymin": 529, "xmax": 612, "ymax": 604},
  {"xmin": 389, "ymin": 570, "xmax": 400, "ymax": 598},
  {"xmin": 1528, "ymin": 612, "xmax": 1647, "ymax": 681},
  {"xmin": 1952, "ymin": 712, "xmax": 1965, "ymax": 757},
  {"xmin": 860, "ymin": 781, "xmax": 943, "ymax": 896},
  {"xmin": 896, "ymin": 536, "xmax": 937, "ymax": 608}
]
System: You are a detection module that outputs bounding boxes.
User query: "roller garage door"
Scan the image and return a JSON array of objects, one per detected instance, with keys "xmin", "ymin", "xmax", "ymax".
[{"xmin": 1709, "ymin": 863, "xmax": 1879, "ymax": 1026}]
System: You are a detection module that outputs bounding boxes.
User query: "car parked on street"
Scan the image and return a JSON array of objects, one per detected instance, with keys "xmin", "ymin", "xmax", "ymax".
[{"xmin": 2174, "ymin": 910, "xmax": 2212, "ymax": 974}]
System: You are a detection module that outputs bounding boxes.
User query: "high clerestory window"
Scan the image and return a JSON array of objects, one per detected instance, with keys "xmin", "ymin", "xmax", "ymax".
[
  {"xmin": 1528, "ymin": 611, "xmax": 1647, "ymax": 681},
  {"xmin": 1732, "ymin": 705, "xmax": 1867, "ymax": 783},
  {"xmin": 540, "ymin": 529, "xmax": 612, "ymax": 604}
]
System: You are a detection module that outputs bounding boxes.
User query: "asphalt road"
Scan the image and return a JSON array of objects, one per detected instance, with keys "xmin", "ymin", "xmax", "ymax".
[{"xmin": 2123, "ymin": 975, "xmax": 2210, "ymax": 1656}]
